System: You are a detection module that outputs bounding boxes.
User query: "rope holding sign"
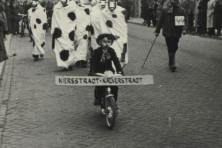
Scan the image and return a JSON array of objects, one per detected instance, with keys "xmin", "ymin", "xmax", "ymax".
[{"xmin": 139, "ymin": 36, "xmax": 158, "ymax": 73}]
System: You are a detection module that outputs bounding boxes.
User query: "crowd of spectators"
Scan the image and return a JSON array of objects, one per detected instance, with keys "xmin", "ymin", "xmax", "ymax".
[
  {"xmin": 140, "ymin": 0, "xmax": 222, "ymax": 38},
  {"xmin": 0, "ymin": 0, "xmax": 55, "ymax": 36}
]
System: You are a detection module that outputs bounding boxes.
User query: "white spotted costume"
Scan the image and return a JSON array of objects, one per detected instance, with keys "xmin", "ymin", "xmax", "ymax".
[
  {"xmin": 90, "ymin": 1, "xmax": 128, "ymax": 66},
  {"xmin": 74, "ymin": 2, "xmax": 91, "ymax": 62},
  {"xmin": 28, "ymin": 4, "xmax": 47, "ymax": 57},
  {"xmin": 51, "ymin": 1, "xmax": 79, "ymax": 69}
]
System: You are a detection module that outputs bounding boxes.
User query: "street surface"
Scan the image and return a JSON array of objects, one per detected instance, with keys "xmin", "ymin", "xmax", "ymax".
[{"xmin": 0, "ymin": 23, "xmax": 222, "ymax": 148}]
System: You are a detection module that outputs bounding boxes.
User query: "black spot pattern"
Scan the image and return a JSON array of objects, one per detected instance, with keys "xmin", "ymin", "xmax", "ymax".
[
  {"xmin": 52, "ymin": 38, "xmax": 55, "ymax": 49},
  {"xmin": 36, "ymin": 18, "xmax": 42, "ymax": 24},
  {"xmin": 83, "ymin": 34, "xmax": 88, "ymax": 40},
  {"xmin": 123, "ymin": 43, "xmax": 127, "ymax": 53},
  {"xmin": 84, "ymin": 8, "xmax": 90, "ymax": 15},
  {"xmin": 41, "ymin": 42, "xmax": 45, "ymax": 47},
  {"xmin": 53, "ymin": 28, "xmax": 62, "ymax": 39},
  {"xmin": 112, "ymin": 14, "xmax": 117, "ymax": 18},
  {"xmin": 32, "ymin": 8, "xmax": 36, "ymax": 12},
  {"xmin": 60, "ymin": 50, "xmax": 69, "ymax": 61},
  {"xmin": 85, "ymin": 25, "xmax": 94, "ymax": 35},
  {"xmin": 106, "ymin": 20, "xmax": 113, "ymax": 28},
  {"xmin": 121, "ymin": 43, "xmax": 127, "ymax": 62},
  {"xmin": 67, "ymin": 12, "xmax": 76, "ymax": 21},
  {"xmin": 69, "ymin": 31, "xmax": 75, "ymax": 41},
  {"xmin": 34, "ymin": 24, "xmax": 37, "ymax": 29},
  {"xmin": 43, "ymin": 23, "xmax": 48, "ymax": 30}
]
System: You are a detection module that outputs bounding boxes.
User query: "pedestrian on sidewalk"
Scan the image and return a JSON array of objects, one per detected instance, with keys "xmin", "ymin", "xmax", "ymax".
[
  {"xmin": 207, "ymin": 0, "xmax": 216, "ymax": 36},
  {"xmin": 0, "ymin": 1, "xmax": 8, "ymax": 63},
  {"xmin": 214, "ymin": 0, "xmax": 222, "ymax": 36},
  {"xmin": 155, "ymin": 0, "xmax": 186, "ymax": 72}
]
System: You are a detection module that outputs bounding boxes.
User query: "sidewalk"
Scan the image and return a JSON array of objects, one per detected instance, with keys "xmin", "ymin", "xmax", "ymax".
[
  {"xmin": 128, "ymin": 17, "xmax": 144, "ymax": 26},
  {"xmin": 0, "ymin": 35, "xmax": 12, "ymax": 82}
]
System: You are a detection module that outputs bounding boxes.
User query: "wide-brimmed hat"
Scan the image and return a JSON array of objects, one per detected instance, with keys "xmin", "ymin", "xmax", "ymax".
[{"xmin": 96, "ymin": 33, "xmax": 117, "ymax": 45}]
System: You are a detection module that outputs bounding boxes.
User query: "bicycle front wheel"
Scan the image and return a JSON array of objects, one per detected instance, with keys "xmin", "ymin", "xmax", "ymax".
[{"xmin": 104, "ymin": 96, "xmax": 117, "ymax": 129}]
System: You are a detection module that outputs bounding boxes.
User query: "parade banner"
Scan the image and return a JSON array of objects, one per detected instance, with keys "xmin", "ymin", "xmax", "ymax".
[{"xmin": 55, "ymin": 75, "xmax": 154, "ymax": 86}]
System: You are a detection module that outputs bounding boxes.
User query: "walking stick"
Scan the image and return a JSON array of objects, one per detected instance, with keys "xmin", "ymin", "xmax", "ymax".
[{"xmin": 140, "ymin": 36, "xmax": 158, "ymax": 72}]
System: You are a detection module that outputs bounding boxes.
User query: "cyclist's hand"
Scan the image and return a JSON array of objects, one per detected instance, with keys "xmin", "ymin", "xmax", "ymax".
[{"xmin": 104, "ymin": 71, "xmax": 113, "ymax": 77}]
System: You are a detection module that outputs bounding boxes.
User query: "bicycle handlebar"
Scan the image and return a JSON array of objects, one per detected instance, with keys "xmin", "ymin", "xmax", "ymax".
[{"xmin": 95, "ymin": 73, "xmax": 122, "ymax": 77}]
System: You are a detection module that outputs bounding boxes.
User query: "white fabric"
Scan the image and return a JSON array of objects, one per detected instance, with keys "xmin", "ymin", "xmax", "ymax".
[
  {"xmin": 90, "ymin": 5, "xmax": 128, "ymax": 65},
  {"xmin": 207, "ymin": 0, "xmax": 216, "ymax": 28},
  {"xmin": 51, "ymin": 1, "xmax": 78, "ymax": 68},
  {"xmin": 75, "ymin": 5, "xmax": 91, "ymax": 62},
  {"xmin": 28, "ymin": 4, "xmax": 47, "ymax": 56}
]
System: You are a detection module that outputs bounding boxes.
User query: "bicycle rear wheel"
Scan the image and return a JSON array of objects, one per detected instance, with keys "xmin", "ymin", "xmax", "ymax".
[{"xmin": 104, "ymin": 96, "xmax": 117, "ymax": 129}]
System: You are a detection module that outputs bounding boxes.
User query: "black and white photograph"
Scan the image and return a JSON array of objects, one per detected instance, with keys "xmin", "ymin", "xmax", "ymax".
[{"xmin": 0, "ymin": 0, "xmax": 222, "ymax": 147}]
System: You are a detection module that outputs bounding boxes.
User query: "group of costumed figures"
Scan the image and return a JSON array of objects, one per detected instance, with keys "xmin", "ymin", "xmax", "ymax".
[{"xmin": 27, "ymin": 0, "xmax": 128, "ymax": 71}]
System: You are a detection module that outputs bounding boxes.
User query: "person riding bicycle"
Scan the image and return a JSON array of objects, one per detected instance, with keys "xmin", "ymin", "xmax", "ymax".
[{"xmin": 89, "ymin": 33, "xmax": 124, "ymax": 107}]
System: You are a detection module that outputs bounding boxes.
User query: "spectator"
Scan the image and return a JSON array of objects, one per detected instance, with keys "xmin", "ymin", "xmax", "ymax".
[
  {"xmin": 5, "ymin": 0, "xmax": 13, "ymax": 34},
  {"xmin": 153, "ymin": 0, "xmax": 159, "ymax": 27},
  {"xmin": 141, "ymin": 0, "xmax": 149, "ymax": 25},
  {"xmin": 197, "ymin": 0, "xmax": 208, "ymax": 35},
  {"xmin": 0, "ymin": 0, "xmax": 8, "ymax": 63},
  {"xmin": 207, "ymin": 0, "xmax": 216, "ymax": 36},
  {"xmin": 182, "ymin": 0, "xmax": 195, "ymax": 33},
  {"xmin": 214, "ymin": 0, "xmax": 222, "ymax": 36},
  {"xmin": 194, "ymin": 0, "xmax": 201, "ymax": 33}
]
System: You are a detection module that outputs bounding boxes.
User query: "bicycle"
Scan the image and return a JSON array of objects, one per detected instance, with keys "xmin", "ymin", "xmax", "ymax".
[{"xmin": 95, "ymin": 71, "xmax": 122, "ymax": 129}]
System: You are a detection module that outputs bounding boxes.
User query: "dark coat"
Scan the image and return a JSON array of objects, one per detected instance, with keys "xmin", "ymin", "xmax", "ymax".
[
  {"xmin": 197, "ymin": 0, "xmax": 209, "ymax": 29},
  {"xmin": 155, "ymin": 6, "xmax": 185, "ymax": 38},
  {"xmin": 90, "ymin": 47, "xmax": 122, "ymax": 74},
  {"xmin": 214, "ymin": 0, "xmax": 222, "ymax": 28},
  {"xmin": 0, "ymin": 8, "xmax": 8, "ymax": 62}
]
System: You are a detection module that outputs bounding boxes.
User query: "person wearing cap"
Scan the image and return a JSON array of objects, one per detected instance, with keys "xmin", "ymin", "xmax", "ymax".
[
  {"xmin": 155, "ymin": 0, "xmax": 186, "ymax": 72},
  {"xmin": 89, "ymin": 33, "xmax": 123, "ymax": 106},
  {"xmin": 28, "ymin": 0, "xmax": 47, "ymax": 61}
]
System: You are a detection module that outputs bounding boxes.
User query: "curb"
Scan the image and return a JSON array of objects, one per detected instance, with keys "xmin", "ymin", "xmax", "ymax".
[
  {"xmin": 0, "ymin": 35, "xmax": 12, "ymax": 84},
  {"xmin": 0, "ymin": 62, "xmax": 6, "ymax": 81},
  {"xmin": 127, "ymin": 21, "xmax": 143, "ymax": 26}
]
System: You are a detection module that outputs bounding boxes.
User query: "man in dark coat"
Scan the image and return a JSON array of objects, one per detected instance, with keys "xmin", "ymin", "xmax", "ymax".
[
  {"xmin": 197, "ymin": 0, "xmax": 209, "ymax": 35},
  {"xmin": 214, "ymin": 0, "xmax": 222, "ymax": 36},
  {"xmin": 141, "ymin": 0, "xmax": 149, "ymax": 25},
  {"xmin": 155, "ymin": 0, "xmax": 186, "ymax": 72}
]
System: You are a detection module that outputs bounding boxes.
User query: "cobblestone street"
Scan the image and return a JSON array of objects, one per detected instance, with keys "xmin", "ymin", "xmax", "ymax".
[{"xmin": 0, "ymin": 23, "xmax": 222, "ymax": 148}]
